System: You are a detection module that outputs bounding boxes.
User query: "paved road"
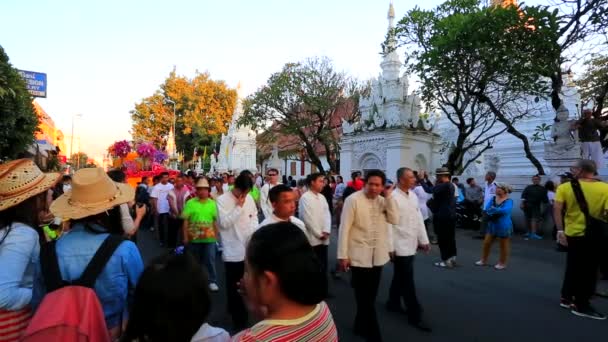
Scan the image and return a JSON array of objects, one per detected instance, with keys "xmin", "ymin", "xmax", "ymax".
[{"xmin": 137, "ymin": 228, "xmax": 608, "ymax": 342}]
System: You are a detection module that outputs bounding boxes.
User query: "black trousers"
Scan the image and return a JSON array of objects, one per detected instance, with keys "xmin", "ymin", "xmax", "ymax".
[
  {"xmin": 434, "ymin": 217, "xmax": 457, "ymax": 261},
  {"xmin": 313, "ymin": 245, "xmax": 328, "ymax": 275},
  {"xmin": 388, "ymin": 255, "xmax": 422, "ymax": 322},
  {"xmin": 157, "ymin": 213, "xmax": 170, "ymax": 247},
  {"xmin": 351, "ymin": 266, "xmax": 383, "ymax": 342},
  {"xmin": 561, "ymin": 236, "xmax": 600, "ymax": 309},
  {"xmin": 225, "ymin": 261, "xmax": 248, "ymax": 330}
]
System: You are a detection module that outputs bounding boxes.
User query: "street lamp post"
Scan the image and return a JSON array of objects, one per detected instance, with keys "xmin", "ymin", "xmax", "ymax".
[{"xmin": 70, "ymin": 113, "xmax": 83, "ymax": 172}]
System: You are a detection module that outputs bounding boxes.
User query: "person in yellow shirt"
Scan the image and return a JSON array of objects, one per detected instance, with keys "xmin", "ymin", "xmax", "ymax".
[{"xmin": 554, "ymin": 159, "xmax": 608, "ymax": 320}]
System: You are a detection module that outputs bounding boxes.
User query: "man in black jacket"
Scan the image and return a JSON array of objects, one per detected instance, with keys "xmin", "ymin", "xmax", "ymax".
[{"xmin": 430, "ymin": 167, "xmax": 457, "ymax": 268}]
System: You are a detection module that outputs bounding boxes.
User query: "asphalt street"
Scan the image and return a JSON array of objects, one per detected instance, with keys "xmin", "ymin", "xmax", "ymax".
[{"xmin": 137, "ymin": 228, "xmax": 608, "ymax": 342}]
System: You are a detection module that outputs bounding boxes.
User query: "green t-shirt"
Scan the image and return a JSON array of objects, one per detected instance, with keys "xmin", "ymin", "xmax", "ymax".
[
  {"xmin": 250, "ymin": 186, "xmax": 260, "ymax": 202},
  {"xmin": 555, "ymin": 181, "xmax": 608, "ymax": 237},
  {"xmin": 181, "ymin": 198, "xmax": 218, "ymax": 243}
]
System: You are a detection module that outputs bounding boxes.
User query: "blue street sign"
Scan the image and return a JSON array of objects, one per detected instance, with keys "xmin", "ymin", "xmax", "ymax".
[{"xmin": 17, "ymin": 70, "xmax": 47, "ymax": 98}]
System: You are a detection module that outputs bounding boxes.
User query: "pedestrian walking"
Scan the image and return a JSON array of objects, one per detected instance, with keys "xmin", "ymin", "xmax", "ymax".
[
  {"xmin": 555, "ymin": 159, "xmax": 608, "ymax": 320},
  {"xmin": 299, "ymin": 173, "xmax": 332, "ymax": 279},
  {"xmin": 123, "ymin": 250, "xmax": 229, "ymax": 342},
  {"xmin": 258, "ymin": 184, "xmax": 305, "ymax": 231},
  {"xmin": 338, "ymin": 169, "xmax": 399, "ymax": 342},
  {"xmin": 260, "ymin": 168, "xmax": 281, "ymax": 220},
  {"xmin": 0, "ymin": 159, "xmax": 60, "ymax": 342},
  {"xmin": 233, "ymin": 222, "xmax": 338, "ymax": 341},
  {"xmin": 386, "ymin": 167, "xmax": 432, "ymax": 332},
  {"xmin": 475, "ymin": 183, "xmax": 513, "ymax": 270},
  {"xmin": 521, "ymin": 175, "xmax": 548, "ymax": 240},
  {"xmin": 168, "ymin": 175, "xmax": 191, "ymax": 247},
  {"xmin": 181, "ymin": 177, "xmax": 220, "ymax": 292},
  {"xmin": 151, "ymin": 172, "xmax": 174, "ymax": 247},
  {"xmin": 430, "ymin": 167, "xmax": 458, "ymax": 268},
  {"xmin": 216, "ymin": 174, "xmax": 258, "ymax": 330}
]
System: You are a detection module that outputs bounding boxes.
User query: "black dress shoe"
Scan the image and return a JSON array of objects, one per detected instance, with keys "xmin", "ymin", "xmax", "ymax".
[{"xmin": 409, "ymin": 320, "xmax": 432, "ymax": 332}]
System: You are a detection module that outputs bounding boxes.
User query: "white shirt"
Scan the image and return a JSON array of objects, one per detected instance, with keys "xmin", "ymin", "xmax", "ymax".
[
  {"xmin": 216, "ymin": 192, "xmax": 259, "ymax": 262},
  {"xmin": 412, "ymin": 185, "xmax": 430, "ymax": 220},
  {"xmin": 298, "ymin": 191, "xmax": 331, "ymax": 246},
  {"xmin": 260, "ymin": 182, "xmax": 280, "ymax": 219},
  {"xmin": 222, "ymin": 183, "xmax": 229, "ymax": 193},
  {"xmin": 150, "ymin": 183, "xmax": 174, "ymax": 214},
  {"xmin": 258, "ymin": 214, "xmax": 307, "ymax": 233},
  {"xmin": 548, "ymin": 190, "xmax": 555, "ymax": 205},
  {"xmin": 483, "ymin": 182, "xmax": 497, "ymax": 210},
  {"xmin": 389, "ymin": 188, "xmax": 429, "ymax": 257}
]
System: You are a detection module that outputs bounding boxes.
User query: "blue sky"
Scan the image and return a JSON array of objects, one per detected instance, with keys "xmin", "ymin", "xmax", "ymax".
[{"xmin": 1, "ymin": 0, "xmax": 542, "ymax": 160}]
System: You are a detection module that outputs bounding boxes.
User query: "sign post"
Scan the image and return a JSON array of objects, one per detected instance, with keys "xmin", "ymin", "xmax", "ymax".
[{"xmin": 17, "ymin": 70, "xmax": 47, "ymax": 98}]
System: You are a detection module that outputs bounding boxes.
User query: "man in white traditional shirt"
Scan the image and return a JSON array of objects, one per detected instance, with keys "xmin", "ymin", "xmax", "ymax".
[
  {"xmin": 259, "ymin": 184, "xmax": 306, "ymax": 232},
  {"xmin": 216, "ymin": 174, "xmax": 258, "ymax": 330},
  {"xmin": 260, "ymin": 168, "xmax": 281, "ymax": 219},
  {"xmin": 387, "ymin": 167, "xmax": 432, "ymax": 332},
  {"xmin": 338, "ymin": 169, "xmax": 399, "ymax": 342},
  {"xmin": 299, "ymin": 173, "xmax": 331, "ymax": 277}
]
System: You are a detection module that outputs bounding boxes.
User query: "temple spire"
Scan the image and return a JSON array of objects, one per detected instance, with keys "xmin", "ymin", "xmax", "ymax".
[{"xmin": 388, "ymin": 0, "xmax": 395, "ymax": 30}]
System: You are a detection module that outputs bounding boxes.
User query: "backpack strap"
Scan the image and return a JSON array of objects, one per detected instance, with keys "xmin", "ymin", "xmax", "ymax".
[
  {"xmin": 40, "ymin": 240, "xmax": 66, "ymax": 292},
  {"xmin": 569, "ymin": 179, "xmax": 592, "ymax": 222},
  {"xmin": 74, "ymin": 234, "xmax": 125, "ymax": 288}
]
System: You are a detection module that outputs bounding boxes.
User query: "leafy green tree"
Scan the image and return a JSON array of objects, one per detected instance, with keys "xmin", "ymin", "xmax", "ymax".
[
  {"xmin": 0, "ymin": 45, "xmax": 38, "ymax": 160},
  {"xmin": 393, "ymin": 0, "xmax": 561, "ymax": 174},
  {"xmin": 130, "ymin": 70, "xmax": 236, "ymax": 161},
  {"xmin": 70, "ymin": 152, "xmax": 88, "ymax": 170},
  {"xmin": 238, "ymin": 57, "xmax": 362, "ymax": 173},
  {"xmin": 576, "ymin": 53, "xmax": 608, "ymax": 149}
]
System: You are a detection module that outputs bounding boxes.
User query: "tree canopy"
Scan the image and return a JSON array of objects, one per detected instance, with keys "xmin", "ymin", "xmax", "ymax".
[
  {"xmin": 238, "ymin": 57, "xmax": 361, "ymax": 173},
  {"xmin": 130, "ymin": 70, "xmax": 237, "ymax": 160},
  {"xmin": 0, "ymin": 45, "xmax": 38, "ymax": 161},
  {"xmin": 393, "ymin": 0, "xmax": 561, "ymax": 174}
]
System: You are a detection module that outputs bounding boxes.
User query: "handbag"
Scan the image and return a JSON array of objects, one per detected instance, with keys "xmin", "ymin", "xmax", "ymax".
[{"xmin": 569, "ymin": 178, "xmax": 608, "ymax": 239}]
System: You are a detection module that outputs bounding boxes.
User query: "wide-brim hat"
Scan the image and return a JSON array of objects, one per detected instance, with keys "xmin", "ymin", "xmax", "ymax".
[
  {"xmin": 50, "ymin": 167, "xmax": 134, "ymax": 220},
  {"xmin": 435, "ymin": 167, "xmax": 451, "ymax": 176},
  {"xmin": 195, "ymin": 177, "xmax": 210, "ymax": 188},
  {"xmin": 0, "ymin": 159, "xmax": 61, "ymax": 211}
]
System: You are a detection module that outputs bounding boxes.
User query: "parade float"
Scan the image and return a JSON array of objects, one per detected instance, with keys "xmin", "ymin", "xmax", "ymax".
[{"xmin": 107, "ymin": 140, "xmax": 179, "ymax": 187}]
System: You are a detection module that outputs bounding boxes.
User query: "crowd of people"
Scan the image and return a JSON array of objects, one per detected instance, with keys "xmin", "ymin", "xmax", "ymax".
[{"xmin": 1, "ymin": 157, "xmax": 607, "ymax": 342}]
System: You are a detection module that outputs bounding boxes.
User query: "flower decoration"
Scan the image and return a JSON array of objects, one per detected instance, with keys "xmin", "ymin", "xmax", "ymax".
[
  {"xmin": 154, "ymin": 150, "xmax": 168, "ymax": 164},
  {"xmin": 136, "ymin": 142, "xmax": 157, "ymax": 159},
  {"xmin": 111, "ymin": 140, "xmax": 131, "ymax": 158}
]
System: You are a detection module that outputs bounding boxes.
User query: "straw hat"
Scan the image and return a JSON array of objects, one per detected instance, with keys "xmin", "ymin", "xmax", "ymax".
[
  {"xmin": 50, "ymin": 167, "xmax": 134, "ymax": 220},
  {"xmin": 195, "ymin": 177, "xmax": 210, "ymax": 188},
  {"xmin": 0, "ymin": 159, "xmax": 60, "ymax": 211}
]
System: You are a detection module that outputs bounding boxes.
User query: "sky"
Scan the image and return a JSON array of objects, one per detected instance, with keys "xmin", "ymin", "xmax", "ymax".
[{"xmin": 0, "ymin": 0, "xmax": 544, "ymax": 161}]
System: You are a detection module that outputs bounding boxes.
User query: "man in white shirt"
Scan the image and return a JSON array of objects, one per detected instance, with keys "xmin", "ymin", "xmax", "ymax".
[
  {"xmin": 216, "ymin": 174, "xmax": 258, "ymax": 330},
  {"xmin": 338, "ymin": 170, "xmax": 399, "ymax": 342},
  {"xmin": 260, "ymin": 168, "xmax": 281, "ymax": 220},
  {"xmin": 299, "ymin": 173, "xmax": 331, "ymax": 277},
  {"xmin": 259, "ymin": 184, "xmax": 306, "ymax": 232},
  {"xmin": 476, "ymin": 171, "xmax": 497, "ymax": 239},
  {"xmin": 150, "ymin": 172, "xmax": 174, "ymax": 247},
  {"xmin": 387, "ymin": 167, "xmax": 431, "ymax": 332}
]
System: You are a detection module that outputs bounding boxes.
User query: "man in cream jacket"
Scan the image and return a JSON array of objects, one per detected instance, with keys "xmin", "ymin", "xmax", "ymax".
[
  {"xmin": 337, "ymin": 169, "xmax": 399, "ymax": 342},
  {"xmin": 387, "ymin": 167, "xmax": 432, "ymax": 332}
]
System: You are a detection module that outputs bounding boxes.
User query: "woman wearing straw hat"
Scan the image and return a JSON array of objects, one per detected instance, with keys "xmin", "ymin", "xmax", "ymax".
[
  {"xmin": 33, "ymin": 167, "xmax": 144, "ymax": 339},
  {"xmin": 475, "ymin": 182, "xmax": 514, "ymax": 270},
  {"xmin": 0, "ymin": 159, "xmax": 60, "ymax": 342}
]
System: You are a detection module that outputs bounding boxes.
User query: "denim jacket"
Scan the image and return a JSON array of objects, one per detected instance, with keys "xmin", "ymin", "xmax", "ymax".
[
  {"xmin": 0, "ymin": 223, "xmax": 39, "ymax": 311},
  {"xmin": 32, "ymin": 223, "xmax": 143, "ymax": 329}
]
